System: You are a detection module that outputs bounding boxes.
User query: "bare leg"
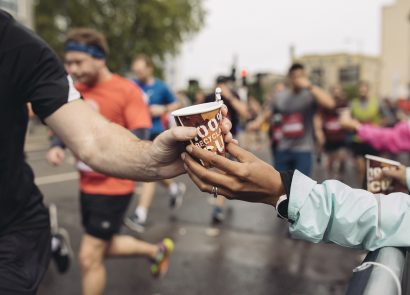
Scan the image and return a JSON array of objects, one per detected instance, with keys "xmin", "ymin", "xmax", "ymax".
[
  {"xmin": 160, "ymin": 179, "xmax": 172, "ymax": 188},
  {"xmin": 106, "ymin": 235, "xmax": 157, "ymax": 258},
  {"xmin": 138, "ymin": 182, "xmax": 156, "ymax": 210},
  {"xmin": 79, "ymin": 234, "xmax": 109, "ymax": 295},
  {"xmin": 215, "ymin": 195, "xmax": 225, "ymax": 207}
]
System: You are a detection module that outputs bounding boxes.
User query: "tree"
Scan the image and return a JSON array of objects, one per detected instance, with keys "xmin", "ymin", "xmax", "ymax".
[{"xmin": 35, "ymin": 0, "xmax": 205, "ymax": 75}]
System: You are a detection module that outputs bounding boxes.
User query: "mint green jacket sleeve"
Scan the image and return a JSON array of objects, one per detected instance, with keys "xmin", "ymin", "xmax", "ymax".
[{"xmin": 288, "ymin": 170, "xmax": 410, "ymax": 251}]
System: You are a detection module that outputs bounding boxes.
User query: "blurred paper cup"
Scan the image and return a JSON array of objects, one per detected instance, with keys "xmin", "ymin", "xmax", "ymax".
[{"xmin": 172, "ymin": 101, "xmax": 225, "ymax": 166}]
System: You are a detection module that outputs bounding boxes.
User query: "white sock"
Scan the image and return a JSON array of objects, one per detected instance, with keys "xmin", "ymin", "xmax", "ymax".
[
  {"xmin": 135, "ymin": 206, "xmax": 147, "ymax": 223},
  {"xmin": 169, "ymin": 182, "xmax": 178, "ymax": 195},
  {"xmin": 51, "ymin": 236, "xmax": 61, "ymax": 252}
]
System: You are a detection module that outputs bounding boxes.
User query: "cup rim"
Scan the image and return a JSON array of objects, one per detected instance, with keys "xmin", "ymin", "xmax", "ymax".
[{"xmin": 171, "ymin": 101, "xmax": 223, "ymax": 117}]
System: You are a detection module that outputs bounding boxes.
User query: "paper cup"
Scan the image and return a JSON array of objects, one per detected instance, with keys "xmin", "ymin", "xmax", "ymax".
[{"xmin": 172, "ymin": 101, "xmax": 225, "ymax": 166}]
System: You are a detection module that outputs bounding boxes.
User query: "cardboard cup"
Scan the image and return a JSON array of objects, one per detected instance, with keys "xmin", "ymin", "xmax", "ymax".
[{"xmin": 172, "ymin": 101, "xmax": 225, "ymax": 166}]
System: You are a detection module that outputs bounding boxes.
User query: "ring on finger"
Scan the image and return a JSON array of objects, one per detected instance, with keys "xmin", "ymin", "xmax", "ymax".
[{"xmin": 211, "ymin": 186, "xmax": 218, "ymax": 198}]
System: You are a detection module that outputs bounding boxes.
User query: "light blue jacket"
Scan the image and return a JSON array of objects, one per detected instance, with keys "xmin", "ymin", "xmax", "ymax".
[{"xmin": 288, "ymin": 169, "xmax": 410, "ymax": 251}]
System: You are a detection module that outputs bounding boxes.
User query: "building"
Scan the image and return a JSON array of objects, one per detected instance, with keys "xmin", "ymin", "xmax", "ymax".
[
  {"xmin": 296, "ymin": 53, "xmax": 380, "ymax": 98},
  {"xmin": 0, "ymin": 0, "xmax": 34, "ymax": 29},
  {"xmin": 380, "ymin": 0, "xmax": 410, "ymax": 99}
]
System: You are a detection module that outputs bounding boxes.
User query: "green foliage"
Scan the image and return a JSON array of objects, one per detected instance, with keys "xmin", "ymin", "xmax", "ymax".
[
  {"xmin": 343, "ymin": 84, "xmax": 359, "ymax": 100},
  {"xmin": 34, "ymin": 0, "xmax": 205, "ymax": 75}
]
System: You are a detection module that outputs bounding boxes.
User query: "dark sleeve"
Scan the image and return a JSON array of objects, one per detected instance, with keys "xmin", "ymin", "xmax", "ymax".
[
  {"xmin": 131, "ymin": 128, "xmax": 151, "ymax": 140},
  {"xmin": 50, "ymin": 134, "xmax": 66, "ymax": 149},
  {"xmin": 4, "ymin": 17, "xmax": 80, "ymax": 121},
  {"xmin": 204, "ymin": 94, "xmax": 215, "ymax": 103},
  {"xmin": 276, "ymin": 170, "xmax": 295, "ymax": 220},
  {"xmin": 279, "ymin": 170, "xmax": 294, "ymax": 197}
]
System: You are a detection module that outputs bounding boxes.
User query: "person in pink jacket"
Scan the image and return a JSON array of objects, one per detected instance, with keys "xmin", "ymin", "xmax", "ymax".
[{"xmin": 340, "ymin": 114, "xmax": 410, "ymax": 188}]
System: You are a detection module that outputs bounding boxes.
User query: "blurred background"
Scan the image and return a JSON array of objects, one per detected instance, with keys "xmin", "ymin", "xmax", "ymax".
[{"xmin": 3, "ymin": 0, "xmax": 410, "ymax": 294}]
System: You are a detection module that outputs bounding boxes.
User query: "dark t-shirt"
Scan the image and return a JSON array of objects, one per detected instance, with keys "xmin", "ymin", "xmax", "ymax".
[
  {"xmin": 205, "ymin": 91, "xmax": 239, "ymax": 136},
  {"xmin": 0, "ymin": 10, "xmax": 80, "ymax": 233}
]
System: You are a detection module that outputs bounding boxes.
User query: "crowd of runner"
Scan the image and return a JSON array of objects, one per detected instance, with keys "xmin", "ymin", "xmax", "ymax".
[{"xmin": 5, "ymin": 6, "xmax": 410, "ymax": 295}]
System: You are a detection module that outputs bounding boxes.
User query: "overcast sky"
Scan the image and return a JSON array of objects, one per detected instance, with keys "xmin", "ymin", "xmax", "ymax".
[{"xmin": 175, "ymin": 0, "xmax": 395, "ymax": 88}]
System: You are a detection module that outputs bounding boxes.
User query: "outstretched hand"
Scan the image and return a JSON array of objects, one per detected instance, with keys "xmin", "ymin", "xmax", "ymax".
[
  {"xmin": 382, "ymin": 165, "xmax": 407, "ymax": 188},
  {"xmin": 182, "ymin": 143, "xmax": 285, "ymax": 206},
  {"xmin": 149, "ymin": 105, "xmax": 235, "ymax": 179}
]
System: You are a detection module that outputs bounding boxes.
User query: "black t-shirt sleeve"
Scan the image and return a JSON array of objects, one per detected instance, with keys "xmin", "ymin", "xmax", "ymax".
[{"xmin": 3, "ymin": 15, "xmax": 80, "ymax": 120}]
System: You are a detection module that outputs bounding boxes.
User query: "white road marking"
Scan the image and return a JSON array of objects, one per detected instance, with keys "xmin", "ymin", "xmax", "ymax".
[{"xmin": 35, "ymin": 172, "xmax": 78, "ymax": 186}]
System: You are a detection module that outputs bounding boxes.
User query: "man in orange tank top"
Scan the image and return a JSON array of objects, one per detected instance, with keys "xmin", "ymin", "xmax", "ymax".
[{"xmin": 46, "ymin": 28, "xmax": 173, "ymax": 295}]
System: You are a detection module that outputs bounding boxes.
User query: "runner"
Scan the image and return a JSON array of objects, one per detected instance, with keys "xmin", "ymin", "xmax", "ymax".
[
  {"xmin": 0, "ymin": 10, "xmax": 233, "ymax": 294},
  {"xmin": 204, "ymin": 75, "xmax": 249, "ymax": 224},
  {"xmin": 313, "ymin": 85, "xmax": 348, "ymax": 178},
  {"xmin": 348, "ymin": 81, "xmax": 382, "ymax": 185},
  {"xmin": 46, "ymin": 28, "xmax": 174, "ymax": 295},
  {"xmin": 125, "ymin": 54, "xmax": 185, "ymax": 233},
  {"xmin": 248, "ymin": 63, "xmax": 335, "ymax": 176}
]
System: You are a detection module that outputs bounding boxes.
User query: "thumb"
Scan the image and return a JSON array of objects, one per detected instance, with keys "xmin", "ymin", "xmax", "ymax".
[
  {"xmin": 382, "ymin": 166, "xmax": 401, "ymax": 178},
  {"xmin": 154, "ymin": 127, "xmax": 197, "ymax": 149}
]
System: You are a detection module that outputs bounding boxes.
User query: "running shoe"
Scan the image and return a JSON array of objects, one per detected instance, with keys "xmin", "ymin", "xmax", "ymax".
[
  {"xmin": 49, "ymin": 204, "xmax": 73, "ymax": 274},
  {"xmin": 211, "ymin": 206, "xmax": 225, "ymax": 225},
  {"xmin": 169, "ymin": 182, "xmax": 186, "ymax": 210},
  {"xmin": 51, "ymin": 228, "xmax": 73, "ymax": 274},
  {"xmin": 150, "ymin": 238, "xmax": 174, "ymax": 278},
  {"xmin": 124, "ymin": 213, "xmax": 146, "ymax": 233}
]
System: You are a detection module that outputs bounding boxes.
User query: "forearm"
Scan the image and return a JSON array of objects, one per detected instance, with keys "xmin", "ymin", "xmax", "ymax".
[
  {"xmin": 357, "ymin": 121, "xmax": 410, "ymax": 153},
  {"xmin": 311, "ymin": 86, "xmax": 335, "ymax": 109},
  {"xmin": 313, "ymin": 114, "xmax": 324, "ymax": 141},
  {"xmin": 229, "ymin": 98, "xmax": 250, "ymax": 119},
  {"xmin": 46, "ymin": 101, "xmax": 161, "ymax": 181},
  {"xmin": 254, "ymin": 111, "xmax": 271, "ymax": 128},
  {"xmin": 79, "ymin": 121, "xmax": 160, "ymax": 181},
  {"xmin": 288, "ymin": 170, "xmax": 410, "ymax": 251},
  {"xmin": 166, "ymin": 102, "xmax": 181, "ymax": 112}
]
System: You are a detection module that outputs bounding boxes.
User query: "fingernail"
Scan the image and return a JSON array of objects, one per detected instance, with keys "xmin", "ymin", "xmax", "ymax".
[
  {"xmin": 186, "ymin": 145, "xmax": 193, "ymax": 153},
  {"xmin": 189, "ymin": 127, "xmax": 196, "ymax": 136},
  {"xmin": 181, "ymin": 153, "xmax": 186, "ymax": 160},
  {"xmin": 184, "ymin": 164, "xmax": 188, "ymax": 170}
]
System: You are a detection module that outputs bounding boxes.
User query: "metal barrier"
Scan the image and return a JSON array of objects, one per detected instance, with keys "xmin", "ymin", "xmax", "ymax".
[{"xmin": 346, "ymin": 247, "xmax": 409, "ymax": 295}]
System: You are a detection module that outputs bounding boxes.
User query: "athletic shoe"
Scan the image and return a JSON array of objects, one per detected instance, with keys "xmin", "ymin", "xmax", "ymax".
[
  {"xmin": 211, "ymin": 206, "xmax": 225, "ymax": 225},
  {"xmin": 49, "ymin": 204, "xmax": 73, "ymax": 274},
  {"xmin": 51, "ymin": 228, "xmax": 73, "ymax": 274},
  {"xmin": 124, "ymin": 213, "xmax": 145, "ymax": 233},
  {"xmin": 169, "ymin": 182, "xmax": 186, "ymax": 210},
  {"xmin": 150, "ymin": 238, "xmax": 174, "ymax": 278}
]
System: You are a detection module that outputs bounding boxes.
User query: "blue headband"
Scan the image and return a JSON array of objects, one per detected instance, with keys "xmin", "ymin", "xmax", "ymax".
[{"xmin": 64, "ymin": 41, "xmax": 106, "ymax": 59}]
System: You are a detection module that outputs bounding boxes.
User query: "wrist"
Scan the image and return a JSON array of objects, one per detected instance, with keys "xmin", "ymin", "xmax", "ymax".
[{"xmin": 271, "ymin": 170, "xmax": 286, "ymax": 205}]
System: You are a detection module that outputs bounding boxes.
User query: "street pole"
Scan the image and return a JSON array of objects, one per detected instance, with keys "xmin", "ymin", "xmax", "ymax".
[{"xmin": 408, "ymin": 11, "xmax": 410, "ymax": 98}]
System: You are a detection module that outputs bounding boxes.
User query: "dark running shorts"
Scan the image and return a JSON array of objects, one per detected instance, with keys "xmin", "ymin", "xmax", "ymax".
[
  {"xmin": 324, "ymin": 141, "xmax": 346, "ymax": 153},
  {"xmin": 80, "ymin": 192, "xmax": 133, "ymax": 241},
  {"xmin": 350, "ymin": 142, "xmax": 379, "ymax": 157},
  {"xmin": 0, "ymin": 225, "xmax": 51, "ymax": 295}
]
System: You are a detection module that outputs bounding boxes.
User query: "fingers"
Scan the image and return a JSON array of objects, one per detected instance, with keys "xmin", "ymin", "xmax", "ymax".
[
  {"xmin": 221, "ymin": 117, "xmax": 232, "ymax": 134},
  {"xmin": 224, "ymin": 132, "xmax": 233, "ymax": 144},
  {"xmin": 221, "ymin": 104, "xmax": 228, "ymax": 117},
  {"xmin": 184, "ymin": 162, "xmax": 233, "ymax": 199},
  {"xmin": 183, "ymin": 152, "xmax": 239, "ymax": 190},
  {"xmin": 382, "ymin": 166, "xmax": 405, "ymax": 179},
  {"xmin": 156, "ymin": 127, "xmax": 196, "ymax": 147},
  {"xmin": 226, "ymin": 143, "xmax": 255, "ymax": 162},
  {"xmin": 185, "ymin": 145, "xmax": 243, "ymax": 175}
]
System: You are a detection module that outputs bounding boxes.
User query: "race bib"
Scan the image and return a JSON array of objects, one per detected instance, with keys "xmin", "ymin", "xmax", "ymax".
[
  {"xmin": 324, "ymin": 117, "xmax": 342, "ymax": 134},
  {"xmin": 282, "ymin": 113, "xmax": 305, "ymax": 138}
]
